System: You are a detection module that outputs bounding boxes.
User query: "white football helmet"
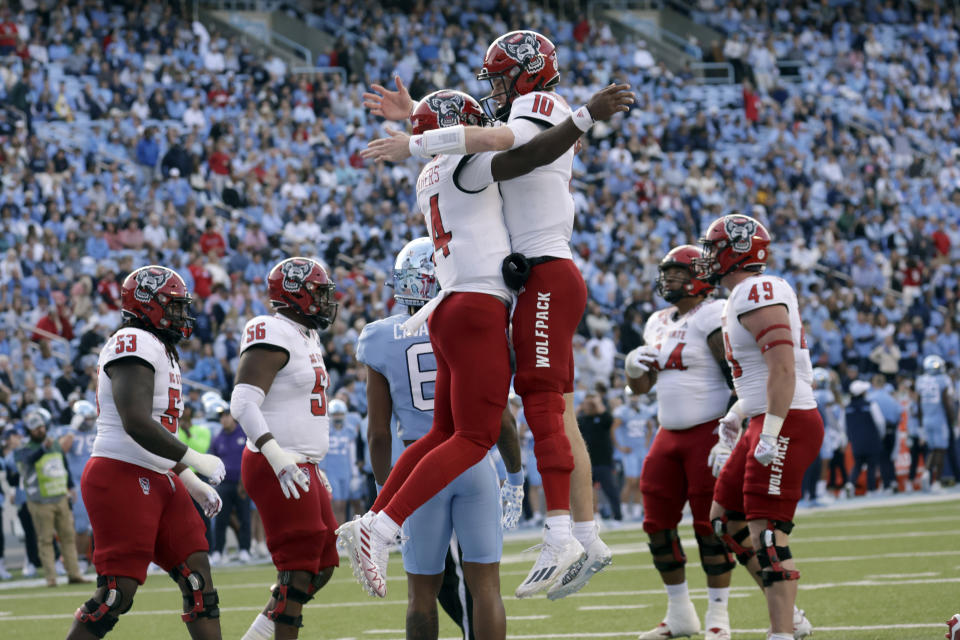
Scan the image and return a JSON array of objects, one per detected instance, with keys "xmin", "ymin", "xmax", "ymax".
[
  {"xmin": 923, "ymin": 354, "xmax": 946, "ymax": 375},
  {"xmin": 393, "ymin": 237, "xmax": 439, "ymax": 310}
]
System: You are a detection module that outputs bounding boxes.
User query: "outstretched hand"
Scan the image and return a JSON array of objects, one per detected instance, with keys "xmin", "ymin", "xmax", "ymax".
[
  {"xmin": 360, "ymin": 127, "xmax": 413, "ymax": 163},
  {"xmin": 363, "ymin": 76, "xmax": 416, "ymax": 121},
  {"xmin": 585, "ymin": 83, "xmax": 634, "ymax": 122}
]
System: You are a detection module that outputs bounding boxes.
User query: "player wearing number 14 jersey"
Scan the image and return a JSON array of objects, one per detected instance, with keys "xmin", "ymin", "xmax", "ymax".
[
  {"xmin": 231, "ymin": 257, "xmax": 341, "ymax": 640},
  {"xmin": 625, "ymin": 246, "xmax": 736, "ymax": 640}
]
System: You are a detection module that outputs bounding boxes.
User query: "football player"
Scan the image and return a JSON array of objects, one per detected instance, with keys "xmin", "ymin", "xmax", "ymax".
[
  {"xmin": 916, "ymin": 354, "xmax": 955, "ymax": 492},
  {"xmin": 358, "ymin": 236, "xmax": 523, "ymax": 640},
  {"xmin": 699, "ymin": 216, "xmax": 822, "ymax": 640},
  {"xmin": 624, "ymin": 246, "xmax": 734, "ymax": 640},
  {"xmin": 361, "ymin": 67, "xmax": 632, "ymax": 600},
  {"xmin": 362, "ymin": 33, "xmax": 633, "ymax": 598},
  {"xmin": 348, "ymin": 84, "xmax": 631, "ymax": 602},
  {"xmin": 230, "ymin": 257, "xmax": 340, "ymax": 640},
  {"xmin": 66, "ymin": 266, "xmax": 225, "ymax": 640},
  {"xmin": 58, "ymin": 399, "xmax": 98, "ymax": 572},
  {"xmin": 323, "ymin": 398, "xmax": 359, "ymax": 524}
]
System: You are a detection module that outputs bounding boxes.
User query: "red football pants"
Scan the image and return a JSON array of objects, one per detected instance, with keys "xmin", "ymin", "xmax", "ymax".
[
  {"xmin": 374, "ymin": 292, "xmax": 511, "ymax": 524},
  {"xmin": 512, "ymin": 259, "xmax": 585, "ymax": 511}
]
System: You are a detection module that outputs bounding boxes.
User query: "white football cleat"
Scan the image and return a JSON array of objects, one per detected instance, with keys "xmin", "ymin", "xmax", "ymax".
[
  {"xmin": 515, "ymin": 537, "xmax": 586, "ymax": 598},
  {"xmin": 704, "ymin": 606, "xmax": 730, "ymax": 640},
  {"xmin": 547, "ymin": 535, "xmax": 612, "ymax": 600},
  {"xmin": 637, "ymin": 600, "xmax": 701, "ymax": 639},
  {"xmin": 946, "ymin": 613, "xmax": 960, "ymax": 640},
  {"xmin": 335, "ymin": 512, "xmax": 389, "ymax": 598},
  {"xmin": 793, "ymin": 605, "xmax": 813, "ymax": 638}
]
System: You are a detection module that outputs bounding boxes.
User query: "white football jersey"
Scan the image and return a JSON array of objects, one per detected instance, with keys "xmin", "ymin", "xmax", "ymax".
[
  {"xmin": 722, "ymin": 275, "xmax": 816, "ymax": 417},
  {"xmin": 500, "ymin": 91, "xmax": 574, "ymax": 259},
  {"xmin": 92, "ymin": 328, "xmax": 184, "ymax": 473},
  {"xmin": 643, "ymin": 299, "xmax": 731, "ymax": 429},
  {"xmin": 415, "ymin": 152, "xmax": 512, "ymax": 302},
  {"xmin": 239, "ymin": 314, "xmax": 330, "ymax": 460}
]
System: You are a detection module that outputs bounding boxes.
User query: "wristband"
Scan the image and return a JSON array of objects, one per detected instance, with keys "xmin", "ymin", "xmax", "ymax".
[
  {"xmin": 572, "ymin": 105, "xmax": 594, "ymax": 132},
  {"xmin": 728, "ymin": 399, "xmax": 746, "ymax": 421},
  {"xmin": 761, "ymin": 413, "xmax": 785, "ymax": 439},
  {"xmin": 420, "ymin": 124, "xmax": 467, "ymax": 156},
  {"xmin": 180, "ymin": 446, "xmax": 204, "ymax": 468},
  {"xmin": 506, "ymin": 470, "xmax": 524, "ymax": 486},
  {"xmin": 409, "ymin": 134, "xmax": 427, "ymax": 158}
]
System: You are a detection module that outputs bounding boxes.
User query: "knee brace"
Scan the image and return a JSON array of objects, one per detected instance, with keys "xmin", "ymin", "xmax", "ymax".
[
  {"xmin": 267, "ymin": 570, "xmax": 329, "ymax": 628},
  {"xmin": 74, "ymin": 575, "xmax": 133, "ymax": 638},
  {"xmin": 169, "ymin": 563, "xmax": 220, "ymax": 622},
  {"xmin": 695, "ymin": 533, "xmax": 736, "ymax": 576},
  {"xmin": 648, "ymin": 529, "xmax": 686, "ymax": 573},
  {"xmin": 756, "ymin": 520, "xmax": 800, "ymax": 586},
  {"xmin": 711, "ymin": 510, "xmax": 754, "ymax": 566}
]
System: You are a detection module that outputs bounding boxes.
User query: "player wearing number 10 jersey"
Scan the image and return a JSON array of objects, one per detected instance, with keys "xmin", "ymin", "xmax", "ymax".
[{"xmin": 231, "ymin": 257, "xmax": 341, "ymax": 640}]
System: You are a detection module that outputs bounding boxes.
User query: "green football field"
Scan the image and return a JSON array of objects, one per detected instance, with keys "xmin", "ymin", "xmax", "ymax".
[{"xmin": 1, "ymin": 495, "xmax": 958, "ymax": 640}]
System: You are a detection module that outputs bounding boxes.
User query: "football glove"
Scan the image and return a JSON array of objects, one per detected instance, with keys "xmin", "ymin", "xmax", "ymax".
[
  {"xmin": 718, "ymin": 402, "xmax": 746, "ymax": 449},
  {"xmin": 625, "ymin": 345, "xmax": 659, "ymax": 378},
  {"xmin": 501, "ymin": 480, "xmax": 524, "ymax": 530},
  {"xmin": 707, "ymin": 441, "xmax": 732, "ymax": 478},
  {"xmin": 180, "ymin": 448, "xmax": 226, "ymax": 486},
  {"xmin": 260, "ymin": 439, "xmax": 310, "ymax": 499},
  {"xmin": 316, "ymin": 466, "xmax": 333, "ymax": 494},
  {"xmin": 753, "ymin": 433, "xmax": 779, "ymax": 467},
  {"xmin": 178, "ymin": 468, "xmax": 223, "ymax": 518}
]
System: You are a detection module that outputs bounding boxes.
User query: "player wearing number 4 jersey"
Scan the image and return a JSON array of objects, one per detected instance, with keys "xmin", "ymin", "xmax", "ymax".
[
  {"xmin": 67, "ymin": 266, "xmax": 225, "ymax": 640},
  {"xmin": 348, "ymin": 81, "xmax": 631, "ymax": 605},
  {"xmin": 696, "ymin": 215, "xmax": 822, "ymax": 640},
  {"xmin": 625, "ymin": 246, "xmax": 736, "ymax": 640},
  {"xmin": 231, "ymin": 257, "xmax": 341, "ymax": 640}
]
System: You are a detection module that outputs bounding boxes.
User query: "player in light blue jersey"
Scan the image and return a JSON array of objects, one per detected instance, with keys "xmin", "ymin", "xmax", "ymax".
[
  {"xmin": 57, "ymin": 399, "xmax": 98, "ymax": 570},
  {"xmin": 916, "ymin": 355, "xmax": 955, "ymax": 492},
  {"xmin": 357, "ymin": 238, "xmax": 523, "ymax": 640},
  {"xmin": 323, "ymin": 399, "xmax": 360, "ymax": 524},
  {"xmin": 613, "ymin": 389, "xmax": 653, "ymax": 521},
  {"xmin": 513, "ymin": 398, "xmax": 544, "ymax": 526},
  {"xmin": 812, "ymin": 369, "xmax": 847, "ymax": 497}
]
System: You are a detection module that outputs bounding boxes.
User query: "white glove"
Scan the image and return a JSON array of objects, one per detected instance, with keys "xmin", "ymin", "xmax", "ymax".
[
  {"xmin": 180, "ymin": 448, "xmax": 226, "ymax": 486},
  {"xmin": 178, "ymin": 468, "xmax": 223, "ymax": 518},
  {"xmin": 500, "ymin": 479, "xmax": 524, "ymax": 530},
  {"xmin": 625, "ymin": 345, "xmax": 659, "ymax": 378},
  {"xmin": 753, "ymin": 433, "xmax": 779, "ymax": 466},
  {"xmin": 260, "ymin": 439, "xmax": 310, "ymax": 499},
  {"xmin": 718, "ymin": 402, "xmax": 746, "ymax": 449},
  {"xmin": 707, "ymin": 441, "xmax": 732, "ymax": 478},
  {"xmin": 316, "ymin": 465, "xmax": 333, "ymax": 494}
]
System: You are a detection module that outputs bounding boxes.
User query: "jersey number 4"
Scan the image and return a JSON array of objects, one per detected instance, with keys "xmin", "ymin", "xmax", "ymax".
[
  {"xmin": 661, "ymin": 343, "xmax": 687, "ymax": 371},
  {"xmin": 429, "ymin": 194, "xmax": 452, "ymax": 257}
]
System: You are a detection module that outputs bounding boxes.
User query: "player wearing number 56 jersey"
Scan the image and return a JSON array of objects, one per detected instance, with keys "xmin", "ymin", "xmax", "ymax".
[
  {"xmin": 626, "ymin": 246, "xmax": 736, "ymax": 640},
  {"xmin": 699, "ymin": 215, "xmax": 822, "ymax": 640},
  {"xmin": 67, "ymin": 266, "xmax": 226, "ymax": 640},
  {"xmin": 231, "ymin": 257, "xmax": 341, "ymax": 640}
]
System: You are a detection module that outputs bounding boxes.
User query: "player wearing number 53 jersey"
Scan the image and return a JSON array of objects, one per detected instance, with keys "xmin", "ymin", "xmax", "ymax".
[
  {"xmin": 231, "ymin": 257, "xmax": 341, "ymax": 640},
  {"xmin": 67, "ymin": 266, "xmax": 226, "ymax": 640},
  {"xmin": 698, "ymin": 215, "xmax": 822, "ymax": 640},
  {"xmin": 626, "ymin": 246, "xmax": 736, "ymax": 640}
]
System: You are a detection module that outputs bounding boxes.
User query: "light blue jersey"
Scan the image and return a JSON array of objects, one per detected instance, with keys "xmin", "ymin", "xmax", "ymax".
[
  {"xmin": 357, "ymin": 315, "xmax": 435, "ymax": 440},
  {"xmin": 56, "ymin": 426, "xmax": 96, "ymax": 533},
  {"xmin": 917, "ymin": 373, "xmax": 951, "ymax": 448},
  {"xmin": 613, "ymin": 403, "xmax": 651, "ymax": 478},
  {"xmin": 358, "ymin": 312, "xmax": 502, "ymax": 574},
  {"xmin": 323, "ymin": 419, "xmax": 359, "ymax": 501}
]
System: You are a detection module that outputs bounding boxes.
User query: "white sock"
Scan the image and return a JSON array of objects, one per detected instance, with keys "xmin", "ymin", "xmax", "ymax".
[
  {"xmin": 372, "ymin": 512, "xmax": 400, "ymax": 543},
  {"xmin": 706, "ymin": 586, "xmax": 729, "ymax": 609},
  {"xmin": 241, "ymin": 613, "xmax": 274, "ymax": 640},
  {"xmin": 572, "ymin": 520, "xmax": 598, "ymax": 547},
  {"xmin": 665, "ymin": 581, "xmax": 690, "ymax": 604},
  {"xmin": 543, "ymin": 515, "xmax": 573, "ymax": 545}
]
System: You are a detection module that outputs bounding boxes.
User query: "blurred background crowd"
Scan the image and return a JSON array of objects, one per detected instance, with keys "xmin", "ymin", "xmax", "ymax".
[{"xmin": 0, "ymin": 0, "xmax": 959, "ymax": 578}]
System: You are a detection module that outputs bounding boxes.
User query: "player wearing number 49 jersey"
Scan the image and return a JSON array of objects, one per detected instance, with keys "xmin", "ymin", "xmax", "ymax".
[
  {"xmin": 697, "ymin": 215, "xmax": 821, "ymax": 640},
  {"xmin": 67, "ymin": 266, "xmax": 226, "ymax": 640},
  {"xmin": 231, "ymin": 257, "xmax": 341, "ymax": 640}
]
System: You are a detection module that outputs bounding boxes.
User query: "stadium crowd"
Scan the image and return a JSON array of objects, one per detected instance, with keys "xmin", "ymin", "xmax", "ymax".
[{"xmin": 0, "ymin": 0, "xmax": 959, "ymax": 579}]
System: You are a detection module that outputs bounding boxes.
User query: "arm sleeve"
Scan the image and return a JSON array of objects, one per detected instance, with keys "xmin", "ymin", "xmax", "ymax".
[
  {"xmin": 453, "ymin": 152, "xmax": 496, "ymax": 193},
  {"xmin": 506, "ymin": 117, "xmax": 548, "ymax": 147}
]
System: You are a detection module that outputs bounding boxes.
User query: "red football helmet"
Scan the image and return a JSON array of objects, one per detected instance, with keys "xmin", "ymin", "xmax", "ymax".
[
  {"xmin": 120, "ymin": 265, "xmax": 194, "ymax": 342},
  {"xmin": 696, "ymin": 215, "xmax": 771, "ymax": 285},
  {"xmin": 656, "ymin": 245, "xmax": 714, "ymax": 303},
  {"xmin": 410, "ymin": 90, "xmax": 486, "ymax": 135},
  {"xmin": 267, "ymin": 257, "xmax": 338, "ymax": 330},
  {"xmin": 476, "ymin": 30, "xmax": 560, "ymax": 121}
]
